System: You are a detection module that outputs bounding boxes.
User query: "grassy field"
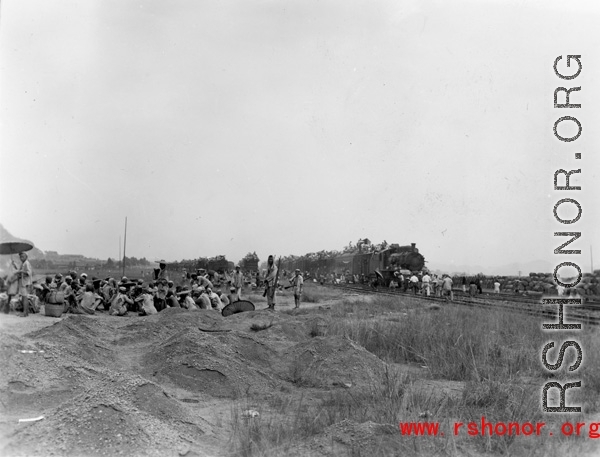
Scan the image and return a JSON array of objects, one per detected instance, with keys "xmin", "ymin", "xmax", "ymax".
[{"xmin": 228, "ymin": 285, "xmax": 600, "ymax": 456}]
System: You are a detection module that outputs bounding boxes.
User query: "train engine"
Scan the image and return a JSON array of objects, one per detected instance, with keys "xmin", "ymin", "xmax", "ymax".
[{"xmin": 380, "ymin": 243, "xmax": 425, "ymax": 284}]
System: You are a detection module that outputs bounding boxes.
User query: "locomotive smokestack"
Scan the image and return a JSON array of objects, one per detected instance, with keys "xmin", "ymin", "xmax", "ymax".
[{"xmin": 411, "ymin": 243, "xmax": 416, "ymax": 249}]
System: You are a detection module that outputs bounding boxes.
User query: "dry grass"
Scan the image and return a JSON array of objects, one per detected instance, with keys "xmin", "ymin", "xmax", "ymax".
[{"xmin": 227, "ymin": 289, "xmax": 600, "ymax": 457}]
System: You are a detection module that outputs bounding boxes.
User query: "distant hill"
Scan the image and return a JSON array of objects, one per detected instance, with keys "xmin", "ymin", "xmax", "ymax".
[{"xmin": 0, "ymin": 223, "xmax": 45, "ymax": 259}]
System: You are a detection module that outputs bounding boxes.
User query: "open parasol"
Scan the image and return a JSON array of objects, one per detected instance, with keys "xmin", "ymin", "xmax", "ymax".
[
  {"xmin": 0, "ymin": 235, "xmax": 35, "ymax": 255},
  {"xmin": 221, "ymin": 300, "xmax": 255, "ymax": 317}
]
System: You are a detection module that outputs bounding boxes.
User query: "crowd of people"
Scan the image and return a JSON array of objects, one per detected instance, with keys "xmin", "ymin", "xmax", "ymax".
[
  {"xmin": 388, "ymin": 271, "xmax": 454, "ymax": 300},
  {"xmin": 0, "ymin": 259, "xmax": 258, "ymax": 317},
  {"xmin": 0, "ymin": 255, "xmax": 308, "ymax": 317}
]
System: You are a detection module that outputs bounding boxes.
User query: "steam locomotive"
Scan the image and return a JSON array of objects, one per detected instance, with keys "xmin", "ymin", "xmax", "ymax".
[{"xmin": 281, "ymin": 243, "xmax": 426, "ymax": 285}]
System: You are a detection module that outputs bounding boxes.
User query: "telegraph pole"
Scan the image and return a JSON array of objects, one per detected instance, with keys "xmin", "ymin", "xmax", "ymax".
[{"xmin": 122, "ymin": 217, "xmax": 127, "ymax": 279}]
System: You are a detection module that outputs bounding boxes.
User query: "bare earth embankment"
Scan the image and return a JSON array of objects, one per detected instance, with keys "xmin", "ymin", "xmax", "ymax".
[{"xmin": 1, "ymin": 285, "xmax": 600, "ymax": 457}]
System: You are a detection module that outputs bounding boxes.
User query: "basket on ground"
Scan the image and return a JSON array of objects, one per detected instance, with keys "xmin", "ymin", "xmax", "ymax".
[
  {"xmin": 45, "ymin": 303, "xmax": 64, "ymax": 317},
  {"xmin": 222, "ymin": 300, "xmax": 255, "ymax": 317}
]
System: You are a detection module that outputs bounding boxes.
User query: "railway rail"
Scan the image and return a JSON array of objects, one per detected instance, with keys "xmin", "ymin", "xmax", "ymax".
[{"xmin": 324, "ymin": 282, "xmax": 600, "ymax": 326}]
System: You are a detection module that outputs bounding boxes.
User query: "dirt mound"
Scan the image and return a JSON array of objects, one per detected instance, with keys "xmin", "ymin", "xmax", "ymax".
[
  {"xmin": 145, "ymin": 326, "xmax": 282, "ymax": 399},
  {"xmin": 29, "ymin": 315, "xmax": 118, "ymax": 366},
  {"xmin": 0, "ymin": 297, "xmax": 411, "ymax": 456},
  {"xmin": 222, "ymin": 310, "xmax": 332, "ymax": 345},
  {"xmin": 279, "ymin": 336, "xmax": 387, "ymax": 389}
]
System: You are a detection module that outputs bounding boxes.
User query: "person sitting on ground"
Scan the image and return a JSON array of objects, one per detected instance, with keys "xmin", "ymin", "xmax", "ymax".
[
  {"xmin": 101, "ymin": 278, "xmax": 116, "ymax": 306},
  {"xmin": 180, "ymin": 269, "xmax": 191, "ymax": 289},
  {"xmin": 39, "ymin": 275, "xmax": 55, "ymax": 303},
  {"xmin": 226, "ymin": 286, "xmax": 238, "ymax": 305},
  {"xmin": 80, "ymin": 284, "xmax": 102, "ymax": 315},
  {"xmin": 55, "ymin": 274, "xmax": 65, "ymax": 291},
  {"xmin": 177, "ymin": 288, "xmax": 197, "ymax": 310},
  {"xmin": 61, "ymin": 276, "xmax": 77, "ymax": 310},
  {"xmin": 217, "ymin": 289, "xmax": 229, "ymax": 307},
  {"xmin": 197, "ymin": 274, "xmax": 214, "ymax": 290},
  {"xmin": 109, "ymin": 286, "xmax": 132, "ymax": 316},
  {"xmin": 79, "ymin": 273, "xmax": 88, "ymax": 287},
  {"xmin": 167, "ymin": 280, "xmax": 175, "ymax": 295},
  {"xmin": 206, "ymin": 287, "xmax": 223, "ymax": 311},
  {"xmin": 195, "ymin": 287, "xmax": 211, "ymax": 310},
  {"xmin": 136, "ymin": 287, "xmax": 158, "ymax": 316},
  {"xmin": 154, "ymin": 279, "xmax": 168, "ymax": 312},
  {"xmin": 165, "ymin": 290, "xmax": 180, "ymax": 308}
]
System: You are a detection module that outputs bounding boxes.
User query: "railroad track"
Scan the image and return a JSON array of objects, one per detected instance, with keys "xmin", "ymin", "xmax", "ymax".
[{"xmin": 324, "ymin": 282, "xmax": 600, "ymax": 326}]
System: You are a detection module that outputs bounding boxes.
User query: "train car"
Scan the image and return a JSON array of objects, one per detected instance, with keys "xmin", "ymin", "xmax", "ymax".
[
  {"xmin": 281, "ymin": 241, "xmax": 426, "ymax": 285},
  {"xmin": 334, "ymin": 252, "xmax": 354, "ymax": 276}
]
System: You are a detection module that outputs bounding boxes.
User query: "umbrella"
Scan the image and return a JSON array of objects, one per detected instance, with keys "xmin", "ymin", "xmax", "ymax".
[
  {"xmin": 0, "ymin": 236, "xmax": 34, "ymax": 255},
  {"xmin": 222, "ymin": 300, "xmax": 255, "ymax": 317}
]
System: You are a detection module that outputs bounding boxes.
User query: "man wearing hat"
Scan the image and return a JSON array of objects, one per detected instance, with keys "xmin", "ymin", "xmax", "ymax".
[
  {"xmin": 177, "ymin": 287, "xmax": 197, "ymax": 310},
  {"xmin": 157, "ymin": 261, "xmax": 169, "ymax": 281},
  {"xmin": 14, "ymin": 252, "xmax": 33, "ymax": 317},
  {"xmin": 290, "ymin": 269, "xmax": 304, "ymax": 309},
  {"xmin": 217, "ymin": 289, "xmax": 229, "ymax": 307},
  {"xmin": 109, "ymin": 286, "xmax": 132, "ymax": 316},
  {"xmin": 264, "ymin": 255, "xmax": 278, "ymax": 310},
  {"xmin": 194, "ymin": 286, "xmax": 211, "ymax": 310},
  {"xmin": 206, "ymin": 287, "xmax": 223, "ymax": 311},
  {"xmin": 231, "ymin": 265, "xmax": 244, "ymax": 301},
  {"xmin": 227, "ymin": 286, "xmax": 238, "ymax": 306}
]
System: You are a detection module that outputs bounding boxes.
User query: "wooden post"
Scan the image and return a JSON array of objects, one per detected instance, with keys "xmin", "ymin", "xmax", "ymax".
[{"xmin": 122, "ymin": 217, "xmax": 127, "ymax": 279}]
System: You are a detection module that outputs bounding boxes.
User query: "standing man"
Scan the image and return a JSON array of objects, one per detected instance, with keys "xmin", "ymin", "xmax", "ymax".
[
  {"xmin": 422, "ymin": 272, "xmax": 431, "ymax": 297},
  {"xmin": 157, "ymin": 261, "xmax": 169, "ymax": 281},
  {"xmin": 232, "ymin": 265, "xmax": 244, "ymax": 301},
  {"xmin": 493, "ymin": 279, "xmax": 501, "ymax": 294},
  {"xmin": 290, "ymin": 269, "xmax": 304, "ymax": 309},
  {"xmin": 2, "ymin": 258, "xmax": 19, "ymax": 314},
  {"xmin": 264, "ymin": 255, "xmax": 278, "ymax": 310},
  {"xmin": 409, "ymin": 273, "xmax": 419, "ymax": 295},
  {"xmin": 442, "ymin": 274, "xmax": 454, "ymax": 301},
  {"xmin": 16, "ymin": 252, "xmax": 33, "ymax": 317}
]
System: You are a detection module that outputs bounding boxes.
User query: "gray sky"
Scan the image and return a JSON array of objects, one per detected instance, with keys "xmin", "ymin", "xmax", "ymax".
[{"xmin": 1, "ymin": 0, "xmax": 599, "ymax": 273}]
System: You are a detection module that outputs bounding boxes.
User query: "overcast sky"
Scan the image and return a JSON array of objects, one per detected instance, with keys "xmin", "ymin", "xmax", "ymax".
[{"xmin": 1, "ymin": 0, "xmax": 599, "ymax": 273}]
